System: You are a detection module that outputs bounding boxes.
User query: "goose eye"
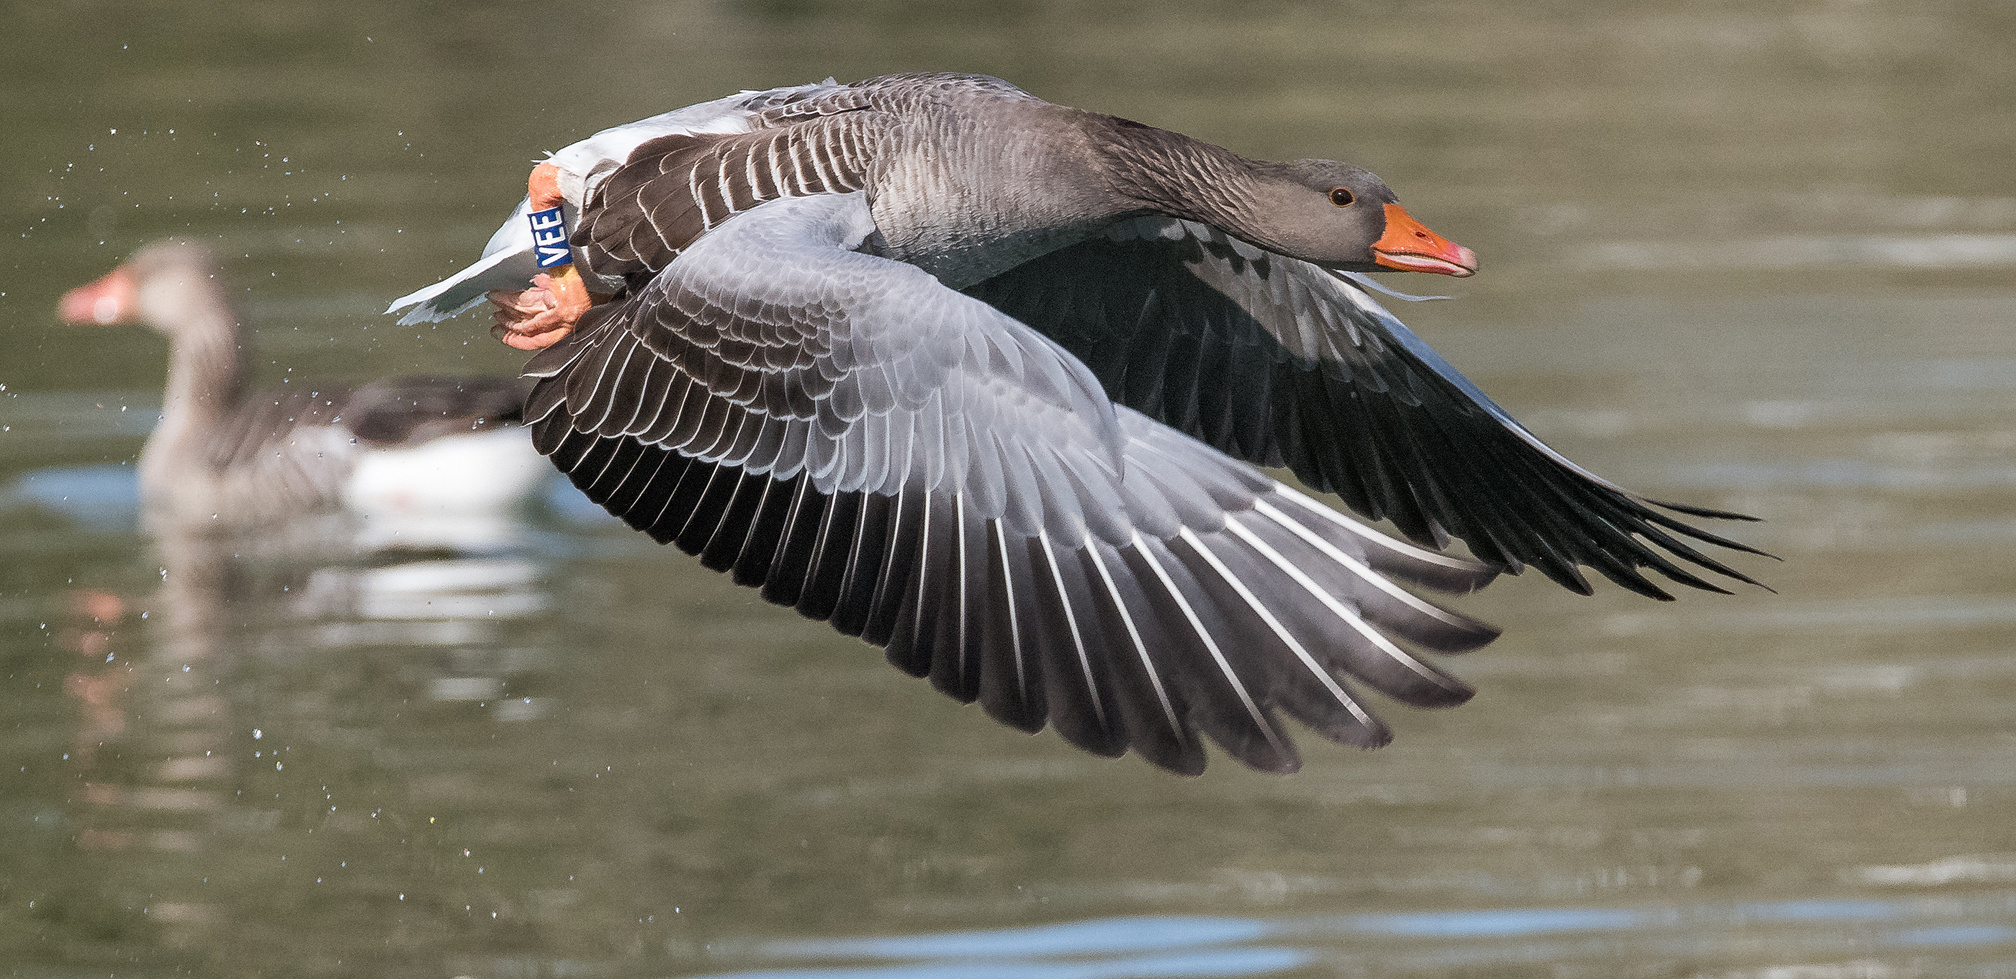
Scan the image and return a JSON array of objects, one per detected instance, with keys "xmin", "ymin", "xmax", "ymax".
[{"xmin": 1329, "ymin": 188, "xmax": 1356, "ymax": 207}]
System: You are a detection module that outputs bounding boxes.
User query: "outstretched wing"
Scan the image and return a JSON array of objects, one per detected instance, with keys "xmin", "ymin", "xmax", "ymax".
[
  {"xmin": 964, "ymin": 217, "xmax": 1768, "ymax": 600},
  {"xmin": 524, "ymin": 193, "xmax": 1503, "ymax": 774}
]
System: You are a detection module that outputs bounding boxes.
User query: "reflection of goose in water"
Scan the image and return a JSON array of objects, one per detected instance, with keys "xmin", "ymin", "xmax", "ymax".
[
  {"xmin": 51, "ymin": 518, "xmax": 559, "ymax": 940},
  {"xmin": 35, "ymin": 246, "xmax": 571, "ymax": 949},
  {"xmin": 394, "ymin": 73, "xmax": 1767, "ymax": 774},
  {"xmin": 60, "ymin": 240, "xmax": 549, "ymax": 535}
]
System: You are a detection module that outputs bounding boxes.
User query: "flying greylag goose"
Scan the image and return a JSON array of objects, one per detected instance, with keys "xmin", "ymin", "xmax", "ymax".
[
  {"xmin": 63, "ymin": 240, "xmax": 546, "ymax": 526},
  {"xmin": 390, "ymin": 73, "xmax": 1765, "ymax": 774}
]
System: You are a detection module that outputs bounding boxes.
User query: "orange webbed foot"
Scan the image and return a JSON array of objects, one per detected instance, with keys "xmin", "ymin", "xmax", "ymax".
[{"xmin": 488, "ymin": 268, "xmax": 591, "ymax": 351}]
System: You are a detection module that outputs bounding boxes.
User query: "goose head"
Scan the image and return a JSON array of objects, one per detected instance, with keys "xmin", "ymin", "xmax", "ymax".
[
  {"xmin": 1237, "ymin": 160, "xmax": 1477, "ymax": 277},
  {"xmin": 59, "ymin": 240, "xmax": 229, "ymax": 335}
]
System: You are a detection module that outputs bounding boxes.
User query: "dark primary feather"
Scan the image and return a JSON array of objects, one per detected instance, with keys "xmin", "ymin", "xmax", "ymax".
[
  {"xmin": 964, "ymin": 217, "xmax": 1769, "ymax": 600},
  {"xmin": 344, "ymin": 375, "xmax": 533, "ymax": 446}
]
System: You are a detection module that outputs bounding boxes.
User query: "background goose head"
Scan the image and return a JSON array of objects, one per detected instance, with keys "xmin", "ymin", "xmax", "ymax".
[
  {"xmin": 1233, "ymin": 159, "xmax": 1478, "ymax": 277},
  {"xmin": 60, "ymin": 239, "xmax": 236, "ymax": 339}
]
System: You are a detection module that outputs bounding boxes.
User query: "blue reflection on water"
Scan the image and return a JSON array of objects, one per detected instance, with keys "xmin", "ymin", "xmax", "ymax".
[
  {"xmin": 2, "ymin": 464, "xmax": 142, "ymax": 529},
  {"xmin": 696, "ymin": 947, "xmax": 1306, "ymax": 979},
  {"xmin": 767, "ymin": 916, "xmax": 1273, "ymax": 959},
  {"xmin": 1340, "ymin": 907, "xmax": 1647, "ymax": 937},
  {"xmin": 701, "ymin": 892, "xmax": 2016, "ymax": 979}
]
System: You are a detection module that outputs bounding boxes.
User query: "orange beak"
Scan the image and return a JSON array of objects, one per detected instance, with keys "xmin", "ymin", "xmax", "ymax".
[
  {"xmin": 59, "ymin": 267, "xmax": 138, "ymax": 325},
  {"xmin": 1372, "ymin": 203, "xmax": 1478, "ymax": 277}
]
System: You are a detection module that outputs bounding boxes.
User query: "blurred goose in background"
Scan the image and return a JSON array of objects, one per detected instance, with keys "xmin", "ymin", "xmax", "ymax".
[
  {"xmin": 64, "ymin": 240, "xmax": 547, "ymax": 531},
  {"xmin": 391, "ymin": 72, "xmax": 1766, "ymax": 774}
]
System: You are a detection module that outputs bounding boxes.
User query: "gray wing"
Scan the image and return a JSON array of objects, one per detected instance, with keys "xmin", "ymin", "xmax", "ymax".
[
  {"xmin": 198, "ymin": 376, "xmax": 530, "ymax": 515},
  {"xmin": 342, "ymin": 375, "xmax": 533, "ymax": 446},
  {"xmin": 198, "ymin": 387, "xmax": 357, "ymax": 512},
  {"xmin": 963, "ymin": 217, "xmax": 1768, "ymax": 600},
  {"xmin": 523, "ymin": 194, "xmax": 1502, "ymax": 775}
]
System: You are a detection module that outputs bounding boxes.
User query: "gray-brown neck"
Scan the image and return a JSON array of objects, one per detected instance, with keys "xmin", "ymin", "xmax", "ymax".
[
  {"xmin": 866, "ymin": 102, "xmax": 1293, "ymax": 286},
  {"xmin": 140, "ymin": 274, "xmax": 247, "ymax": 493},
  {"xmin": 1087, "ymin": 115, "xmax": 1286, "ymax": 247}
]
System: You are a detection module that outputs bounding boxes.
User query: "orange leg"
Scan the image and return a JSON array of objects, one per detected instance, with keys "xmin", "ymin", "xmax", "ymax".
[
  {"xmin": 488, "ymin": 162, "xmax": 597, "ymax": 351},
  {"xmin": 489, "ymin": 269, "xmax": 593, "ymax": 351}
]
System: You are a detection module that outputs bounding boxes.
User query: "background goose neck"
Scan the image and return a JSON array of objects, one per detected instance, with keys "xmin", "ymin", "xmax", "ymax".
[
  {"xmin": 161, "ymin": 297, "xmax": 246, "ymax": 423},
  {"xmin": 142, "ymin": 286, "xmax": 248, "ymax": 495}
]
